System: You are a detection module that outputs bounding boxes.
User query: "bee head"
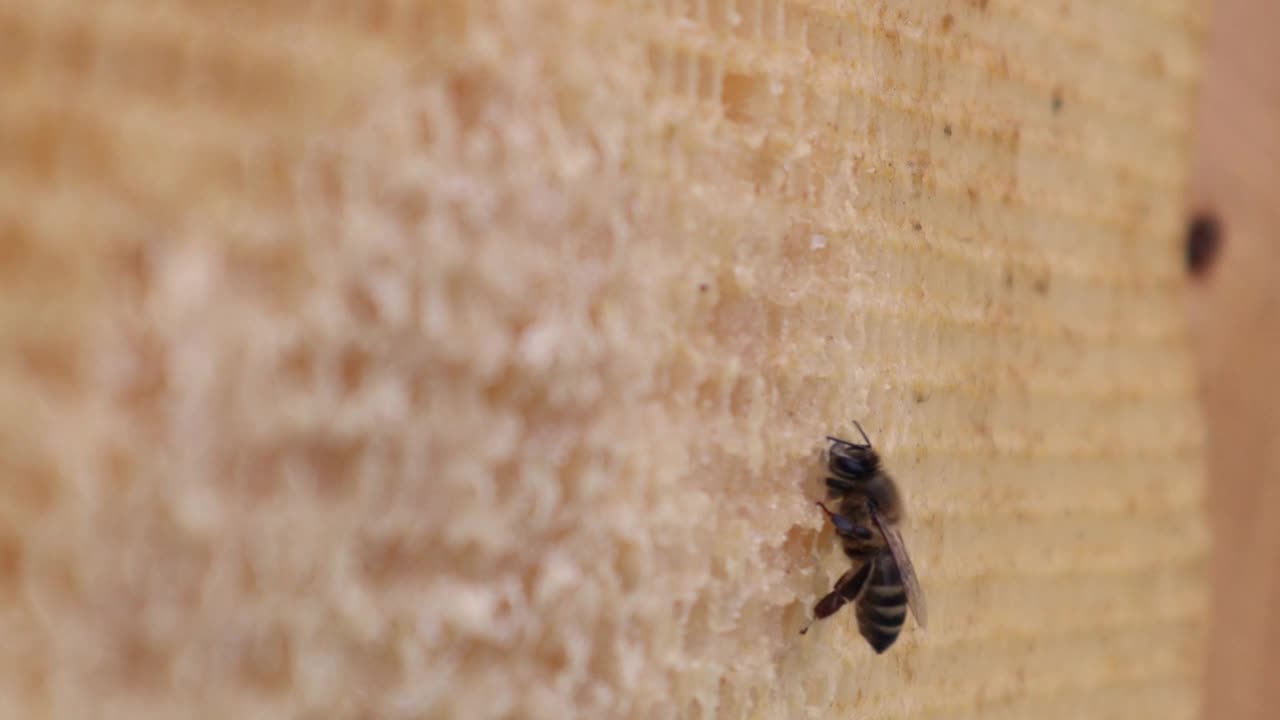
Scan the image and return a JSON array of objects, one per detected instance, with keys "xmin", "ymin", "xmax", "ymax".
[
  {"xmin": 828, "ymin": 444, "xmax": 880, "ymax": 479},
  {"xmin": 826, "ymin": 422, "xmax": 880, "ymax": 479}
]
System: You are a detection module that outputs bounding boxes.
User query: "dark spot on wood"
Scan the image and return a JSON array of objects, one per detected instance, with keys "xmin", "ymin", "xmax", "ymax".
[
  {"xmin": 1186, "ymin": 213, "xmax": 1222, "ymax": 278},
  {"xmin": 941, "ymin": 14, "xmax": 955, "ymax": 32},
  {"xmin": 943, "ymin": 124, "xmax": 952, "ymax": 137},
  {"xmin": 977, "ymin": 0, "xmax": 989, "ymax": 10},
  {"xmin": 1033, "ymin": 273, "xmax": 1051, "ymax": 294},
  {"xmin": 721, "ymin": 72, "xmax": 761, "ymax": 123},
  {"xmin": 912, "ymin": 222, "xmax": 922, "ymax": 231},
  {"xmin": 699, "ymin": 283, "xmax": 709, "ymax": 292},
  {"xmin": 1051, "ymin": 89, "xmax": 1063, "ymax": 113},
  {"xmin": 913, "ymin": 389, "xmax": 928, "ymax": 404},
  {"xmin": 338, "ymin": 343, "xmax": 371, "ymax": 393},
  {"xmin": 966, "ymin": 186, "xmax": 978, "ymax": 202},
  {"xmin": 0, "ymin": 533, "xmax": 24, "ymax": 593},
  {"xmin": 1003, "ymin": 267, "xmax": 1014, "ymax": 289}
]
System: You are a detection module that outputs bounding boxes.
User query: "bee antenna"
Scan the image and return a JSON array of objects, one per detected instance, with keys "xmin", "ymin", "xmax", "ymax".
[
  {"xmin": 850, "ymin": 421, "xmax": 872, "ymax": 447},
  {"xmin": 826, "ymin": 422, "xmax": 873, "ymax": 450}
]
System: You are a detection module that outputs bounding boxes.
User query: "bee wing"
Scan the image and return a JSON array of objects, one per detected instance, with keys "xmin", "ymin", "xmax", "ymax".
[{"xmin": 871, "ymin": 508, "xmax": 928, "ymax": 629}]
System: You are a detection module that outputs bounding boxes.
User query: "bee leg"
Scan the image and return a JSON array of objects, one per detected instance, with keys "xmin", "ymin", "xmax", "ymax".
[
  {"xmin": 825, "ymin": 476, "xmax": 856, "ymax": 499},
  {"xmin": 800, "ymin": 563, "xmax": 872, "ymax": 634},
  {"xmin": 816, "ymin": 502, "xmax": 874, "ymax": 541}
]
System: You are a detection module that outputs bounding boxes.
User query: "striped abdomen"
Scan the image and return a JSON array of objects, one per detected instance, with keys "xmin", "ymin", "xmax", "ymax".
[{"xmin": 856, "ymin": 554, "xmax": 908, "ymax": 654}]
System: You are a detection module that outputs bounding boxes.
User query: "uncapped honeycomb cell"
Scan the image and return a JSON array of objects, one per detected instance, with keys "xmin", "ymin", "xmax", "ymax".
[{"xmin": 0, "ymin": 0, "xmax": 1206, "ymax": 718}]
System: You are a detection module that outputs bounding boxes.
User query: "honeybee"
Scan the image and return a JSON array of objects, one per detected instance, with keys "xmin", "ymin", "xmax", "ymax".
[{"xmin": 800, "ymin": 422, "xmax": 928, "ymax": 653}]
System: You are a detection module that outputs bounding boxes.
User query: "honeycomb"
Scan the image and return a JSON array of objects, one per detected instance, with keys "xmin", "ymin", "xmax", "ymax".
[{"xmin": 0, "ymin": 0, "xmax": 1207, "ymax": 717}]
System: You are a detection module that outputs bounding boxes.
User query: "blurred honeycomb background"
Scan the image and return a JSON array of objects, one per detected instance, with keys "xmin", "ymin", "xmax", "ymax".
[{"xmin": 0, "ymin": 0, "xmax": 1240, "ymax": 718}]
